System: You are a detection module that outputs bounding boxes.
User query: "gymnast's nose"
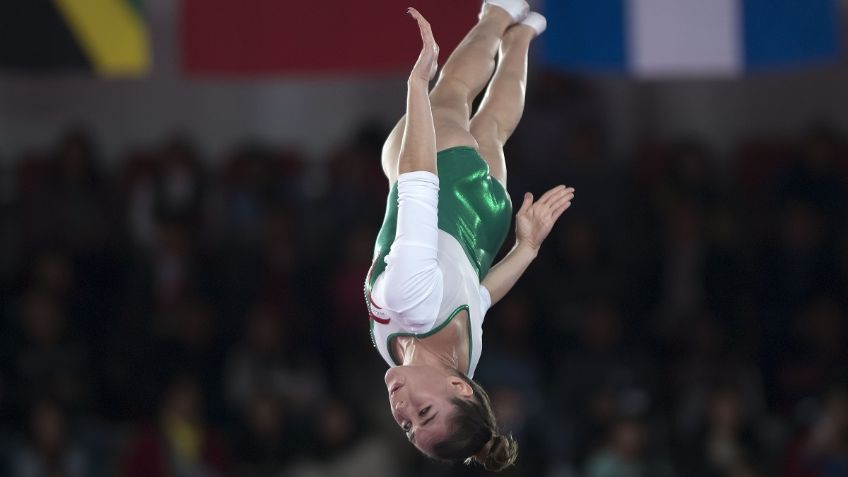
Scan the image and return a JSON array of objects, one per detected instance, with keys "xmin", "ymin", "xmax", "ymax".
[{"xmin": 395, "ymin": 400, "xmax": 406, "ymax": 410}]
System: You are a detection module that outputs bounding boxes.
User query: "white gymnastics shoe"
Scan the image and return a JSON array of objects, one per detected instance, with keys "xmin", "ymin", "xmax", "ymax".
[
  {"xmin": 481, "ymin": 0, "xmax": 530, "ymax": 23},
  {"xmin": 520, "ymin": 11, "xmax": 546, "ymax": 36}
]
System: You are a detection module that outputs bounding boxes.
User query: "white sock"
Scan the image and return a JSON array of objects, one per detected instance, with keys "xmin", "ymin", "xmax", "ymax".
[
  {"xmin": 481, "ymin": 0, "xmax": 529, "ymax": 23},
  {"xmin": 520, "ymin": 12, "xmax": 546, "ymax": 36}
]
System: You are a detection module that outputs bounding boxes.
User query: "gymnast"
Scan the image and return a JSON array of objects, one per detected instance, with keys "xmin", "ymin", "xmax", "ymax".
[{"xmin": 365, "ymin": 1, "xmax": 574, "ymax": 471}]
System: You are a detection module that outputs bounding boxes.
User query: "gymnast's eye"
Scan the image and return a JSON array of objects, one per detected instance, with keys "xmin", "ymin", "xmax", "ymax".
[
  {"xmin": 419, "ymin": 406, "xmax": 431, "ymax": 417},
  {"xmin": 402, "ymin": 421, "xmax": 411, "ymax": 432}
]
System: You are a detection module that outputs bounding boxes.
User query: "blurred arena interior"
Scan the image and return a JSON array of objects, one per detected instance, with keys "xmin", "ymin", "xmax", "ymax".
[{"xmin": 1, "ymin": 1, "xmax": 848, "ymax": 476}]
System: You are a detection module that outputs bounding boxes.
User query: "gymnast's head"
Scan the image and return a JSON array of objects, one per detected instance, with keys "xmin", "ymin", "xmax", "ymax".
[{"xmin": 385, "ymin": 365, "xmax": 518, "ymax": 471}]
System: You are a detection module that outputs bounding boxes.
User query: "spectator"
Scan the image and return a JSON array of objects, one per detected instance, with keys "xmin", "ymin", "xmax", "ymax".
[
  {"xmin": 775, "ymin": 297, "xmax": 848, "ymax": 412},
  {"xmin": 281, "ymin": 398, "xmax": 398, "ymax": 477},
  {"xmin": 1, "ymin": 119, "xmax": 846, "ymax": 476},
  {"xmin": 553, "ymin": 301, "xmax": 657, "ymax": 463},
  {"xmin": 223, "ymin": 303, "xmax": 325, "ymax": 414},
  {"xmin": 9, "ymin": 289, "xmax": 89, "ymax": 414},
  {"xmin": 585, "ymin": 418, "xmax": 672, "ymax": 477},
  {"xmin": 8, "ymin": 397, "xmax": 90, "ymax": 477},
  {"xmin": 232, "ymin": 391, "xmax": 304, "ymax": 477},
  {"xmin": 671, "ymin": 316, "xmax": 767, "ymax": 439},
  {"xmin": 677, "ymin": 385, "xmax": 765, "ymax": 477},
  {"xmin": 122, "ymin": 375, "xmax": 231, "ymax": 477},
  {"xmin": 784, "ymin": 385, "xmax": 848, "ymax": 477},
  {"xmin": 777, "ymin": 127, "xmax": 847, "ymax": 228}
]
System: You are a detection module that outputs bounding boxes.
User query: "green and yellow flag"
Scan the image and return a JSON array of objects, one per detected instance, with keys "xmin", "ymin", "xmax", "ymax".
[{"xmin": 0, "ymin": 0, "xmax": 151, "ymax": 77}]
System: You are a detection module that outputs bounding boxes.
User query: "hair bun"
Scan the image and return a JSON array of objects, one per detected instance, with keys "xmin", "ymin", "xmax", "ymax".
[{"xmin": 480, "ymin": 433, "xmax": 518, "ymax": 472}]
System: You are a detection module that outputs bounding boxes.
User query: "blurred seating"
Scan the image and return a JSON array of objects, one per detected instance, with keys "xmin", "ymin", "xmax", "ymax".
[{"xmin": 1, "ymin": 111, "xmax": 846, "ymax": 476}]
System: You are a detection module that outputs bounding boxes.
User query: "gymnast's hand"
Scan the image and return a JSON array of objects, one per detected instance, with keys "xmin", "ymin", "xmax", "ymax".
[
  {"xmin": 407, "ymin": 7, "xmax": 439, "ymax": 82},
  {"xmin": 515, "ymin": 185, "xmax": 575, "ymax": 252}
]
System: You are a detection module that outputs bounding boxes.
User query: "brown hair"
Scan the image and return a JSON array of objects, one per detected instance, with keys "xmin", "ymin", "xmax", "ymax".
[{"xmin": 430, "ymin": 372, "xmax": 518, "ymax": 472}]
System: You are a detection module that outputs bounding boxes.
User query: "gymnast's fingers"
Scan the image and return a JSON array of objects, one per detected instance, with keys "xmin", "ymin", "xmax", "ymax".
[
  {"xmin": 548, "ymin": 194, "xmax": 572, "ymax": 215},
  {"xmin": 408, "ymin": 8, "xmax": 435, "ymax": 49},
  {"xmin": 517, "ymin": 192, "xmax": 533, "ymax": 216},
  {"xmin": 551, "ymin": 201, "xmax": 572, "ymax": 222},
  {"xmin": 537, "ymin": 185, "xmax": 568, "ymax": 205},
  {"xmin": 538, "ymin": 187, "xmax": 573, "ymax": 209}
]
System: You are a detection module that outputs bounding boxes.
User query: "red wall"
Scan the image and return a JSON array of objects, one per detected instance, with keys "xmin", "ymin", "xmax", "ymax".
[{"xmin": 182, "ymin": 0, "xmax": 479, "ymax": 75}]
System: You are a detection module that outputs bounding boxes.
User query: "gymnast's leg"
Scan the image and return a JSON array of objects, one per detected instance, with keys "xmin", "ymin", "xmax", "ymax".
[
  {"xmin": 469, "ymin": 13, "xmax": 545, "ymax": 186},
  {"xmin": 381, "ymin": 2, "xmax": 525, "ymax": 184}
]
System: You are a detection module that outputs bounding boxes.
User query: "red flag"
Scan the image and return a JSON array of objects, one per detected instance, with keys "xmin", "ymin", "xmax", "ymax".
[{"xmin": 181, "ymin": 0, "xmax": 479, "ymax": 75}]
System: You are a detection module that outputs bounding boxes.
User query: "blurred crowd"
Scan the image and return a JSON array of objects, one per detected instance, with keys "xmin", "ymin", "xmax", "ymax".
[{"xmin": 1, "ymin": 75, "xmax": 847, "ymax": 477}]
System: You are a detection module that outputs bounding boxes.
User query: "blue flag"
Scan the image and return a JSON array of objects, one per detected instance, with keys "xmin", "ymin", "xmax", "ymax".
[{"xmin": 541, "ymin": 0, "xmax": 841, "ymax": 77}]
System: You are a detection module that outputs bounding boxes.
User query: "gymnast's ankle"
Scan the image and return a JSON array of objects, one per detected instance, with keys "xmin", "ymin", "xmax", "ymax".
[
  {"xmin": 519, "ymin": 12, "xmax": 546, "ymax": 36},
  {"xmin": 479, "ymin": 0, "xmax": 529, "ymax": 24}
]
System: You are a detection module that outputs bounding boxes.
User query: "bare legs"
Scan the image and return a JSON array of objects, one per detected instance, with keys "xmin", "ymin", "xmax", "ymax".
[
  {"xmin": 469, "ymin": 24, "xmax": 535, "ymax": 185},
  {"xmin": 383, "ymin": 6, "xmax": 511, "ymax": 182},
  {"xmin": 428, "ymin": 4, "xmax": 513, "ymax": 148}
]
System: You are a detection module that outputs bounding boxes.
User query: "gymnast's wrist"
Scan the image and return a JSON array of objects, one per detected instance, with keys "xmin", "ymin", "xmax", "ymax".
[
  {"xmin": 513, "ymin": 241, "xmax": 539, "ymax": 260},
  {"xmin": 407, "ymin": 75, "xmax": 431, "ymax": 87}
]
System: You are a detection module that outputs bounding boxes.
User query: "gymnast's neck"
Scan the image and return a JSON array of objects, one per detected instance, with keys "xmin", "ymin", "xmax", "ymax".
[{"xmin": 395, "ymin": 335, "xmax": 464, "ymax": 372}]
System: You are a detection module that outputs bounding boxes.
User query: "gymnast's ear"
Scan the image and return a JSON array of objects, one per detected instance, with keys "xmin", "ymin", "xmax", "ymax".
[{"xmin": 448, "ymin": 376, "xmax": 474, "ymax": 398}]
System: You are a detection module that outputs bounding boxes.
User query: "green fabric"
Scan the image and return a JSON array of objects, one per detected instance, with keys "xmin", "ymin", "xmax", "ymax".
[{"xmin": 367, "ymin": 146, "xmax": 512, "ymax": 292}]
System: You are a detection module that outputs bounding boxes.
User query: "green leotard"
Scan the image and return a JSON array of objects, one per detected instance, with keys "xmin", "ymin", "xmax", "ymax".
[{"xmin": 367, "ymin": 146, "xmax": 512, "ymax": 293}]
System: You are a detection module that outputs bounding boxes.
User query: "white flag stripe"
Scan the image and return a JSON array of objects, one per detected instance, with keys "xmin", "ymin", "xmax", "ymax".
[{"xmin": 626, "ymin": 0, "xmax": 742, "ymax": 78}]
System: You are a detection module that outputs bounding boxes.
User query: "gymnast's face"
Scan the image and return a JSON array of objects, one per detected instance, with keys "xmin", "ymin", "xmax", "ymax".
[{"xmin": 385, "ymin": 365, "xmax": 473, "ymax": 455}]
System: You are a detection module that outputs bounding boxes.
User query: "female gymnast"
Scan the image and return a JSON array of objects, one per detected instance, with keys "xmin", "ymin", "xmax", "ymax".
[{"xmin": 365, "ymin": 1, "xmax": 574, "ymax": 471}]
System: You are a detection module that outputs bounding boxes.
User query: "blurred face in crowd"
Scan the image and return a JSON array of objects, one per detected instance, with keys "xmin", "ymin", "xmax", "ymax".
[
  {"xmin": 58, "ymin": 131, "xmax": 92, "ymax": 184},
  {"xmin": 802, "ymin": 132, "xmax": 837, "ymax": 171},
  {"xmin": 823, "ymin": 387, "xmax": 848, "ymax": 430},
  {"xmin": 246, "ymin": 307, "xmax": 284, "ymax": 355},
  {"xmin": 384, "ymin": 365, "xmax": 473, "ymax": 455},
  {"xmin": 556, "ymin": 216, "xmax": 597, "ymax": 265},
  {"xmin": 161, "ymin": 377, "xmax": 203, "ymax": 425},
  {"xmin": 780, "ymin": 202, "xmax": 823, "ymax": 253},
  {"xmin": 22, "ymin": 291, "xmax": 64, "ymax": 347},
  {"xmin": 490, "ymin": 387, "xmax": 526, "ymax": 431},
  {"xmin": 612, "ymin": 419, "xmax": 647, "ymax": 459},
  {"xmin": 799, "ymin": 297, "xmax": 845, "ymax": 357},
  {"xmin": 709, "ymin": 389, "xmax": 743, "ymax": 433},
  {"xmin": 248, "ymin": 393, "xmax": 284, "ymax": 439},
  {"xmin": 32, "ymin": 251, "xmax": 72, "ymax": 296},
  {"xmin": 317, "ymin": 400, "xmax": 354, "ymax": 447},
  {"xmin": 31, "ymin": 400, "xmax": 66, "ymax": 454},
  {"xmin": 582, "ymin": 303, "xmax": 622, "ymax": 352}
]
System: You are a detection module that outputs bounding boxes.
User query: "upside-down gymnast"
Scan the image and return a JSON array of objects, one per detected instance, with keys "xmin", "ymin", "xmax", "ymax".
[{"xmin": 364, "ymin": 1, "xmax": 574, "ymax": 471}]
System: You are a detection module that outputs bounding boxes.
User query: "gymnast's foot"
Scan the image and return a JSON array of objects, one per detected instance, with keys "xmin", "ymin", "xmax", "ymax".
[
  {"xmin": 519, "ymin": 11, "xmax": 546, "ymax": 36},
  {"xmin": 480, "ymin": 0, "xmax": 529, "ymax": 24}
]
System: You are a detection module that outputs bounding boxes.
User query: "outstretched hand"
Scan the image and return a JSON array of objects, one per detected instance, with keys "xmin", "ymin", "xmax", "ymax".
[
  {"xmin": 515, "ymin": 185, "xmax": 575, "ymax": 251},
  {"xmin": 407, "ymin": 8, "xmax": 439, "ymax": 82},
  {"xmin": 482, "ymin": 185, "xmax": 575, "ymax": 306}
]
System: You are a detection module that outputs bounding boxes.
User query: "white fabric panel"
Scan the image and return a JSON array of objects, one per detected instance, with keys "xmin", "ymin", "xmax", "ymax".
[{"xmin": 626, "ymin": 0, "xmax": 742, "ymax": 77}]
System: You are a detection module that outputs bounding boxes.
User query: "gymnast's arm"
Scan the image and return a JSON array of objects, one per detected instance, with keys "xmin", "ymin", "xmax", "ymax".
[
  {"xmin": 370, "ymin": 9, "xmax": 443, "ymax": 327},
  {"xmin": 482, "ymin": 186, "xmax": 575, "ymax": 306},
  {"xmin": 398, "ymin": 8, "xmax": 439, "ymax": 176}
]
